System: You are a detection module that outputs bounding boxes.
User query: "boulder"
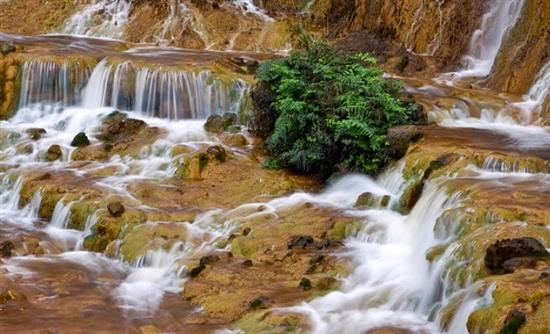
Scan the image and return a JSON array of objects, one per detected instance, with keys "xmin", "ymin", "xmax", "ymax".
[
  {"xmin": 355, "ymin": 192, "xmax": 374, "ymax": 208},
  {"xmin": 70, "ymin": 132, "xmax": 90, "ymax": 147},
  {"xmin": 25, "ymin": 128, "xmax": 46, "ymax": 140},
  {"xmin": 97, "ymin": 111, "xmax": 147, "ymax": 143},
  {"xmin": 46, "ymin": 144, "xmax": 62, "ymax": 161},
  {"xmin": 386, "ymin": 125, "xmax": 423, "ymax": 159},
  {"xmin": 176, "ymin": 145, "xmax": 228, "ymax": 180},
  {"xmin": 204, "ymin": 113, "xmax": 237, "ymax": 133},
  {"xmin": 485, "ymin": 237, "xmax": 549, "ymax": 274}
]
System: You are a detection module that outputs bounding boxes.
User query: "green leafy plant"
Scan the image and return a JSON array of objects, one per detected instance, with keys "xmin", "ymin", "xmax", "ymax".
[{"xmin": 250, "ymin": 35, "xmax": 419, "ymax": 178}]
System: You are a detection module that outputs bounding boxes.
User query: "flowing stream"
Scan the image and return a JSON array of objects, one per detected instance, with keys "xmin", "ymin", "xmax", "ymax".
[{"xmin": 0, "ymin": 1, "xmax": 549, "ymax": 332}]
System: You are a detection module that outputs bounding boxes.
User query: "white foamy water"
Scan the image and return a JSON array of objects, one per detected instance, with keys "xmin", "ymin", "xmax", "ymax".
[
  {"xmin": 272, "ymin": 176, "xmax": 469, "ymax": 333},
  {"xmin": 81, "ymin": 58, "xmax": 250, "ymax": 120},
  {"xmin": 450, "ymin": 0, "xmax": 525, "ymax": 79},
  {"xmin": 61, "ymin": 0, "xmax": 132, "ymax": 39}
]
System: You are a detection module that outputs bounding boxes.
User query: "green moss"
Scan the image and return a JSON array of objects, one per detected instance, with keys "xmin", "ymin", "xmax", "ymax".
[{"xmin": 326, "ymin": 220, "xmax": 362, "ymax": 241}]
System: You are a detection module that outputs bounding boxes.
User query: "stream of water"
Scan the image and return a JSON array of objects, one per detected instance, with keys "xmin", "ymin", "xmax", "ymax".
[{"xmin": 1, "ymin": 1, "xmax": 549, "ymax": 332}]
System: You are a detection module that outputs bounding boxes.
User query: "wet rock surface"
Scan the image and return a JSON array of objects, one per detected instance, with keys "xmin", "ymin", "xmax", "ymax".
[
  {"xmin": 204, "ymin": 113, "xmax": 238, "ymax": 133},
  {"xmin": 485, "ymin": 238, "xmax": 549, "ymax": 274}
]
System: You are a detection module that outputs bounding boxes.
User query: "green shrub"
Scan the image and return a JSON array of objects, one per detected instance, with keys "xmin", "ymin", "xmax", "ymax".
[{"xmin": 250, "ymin": 35, "xmax": 419, "ymax": 177}]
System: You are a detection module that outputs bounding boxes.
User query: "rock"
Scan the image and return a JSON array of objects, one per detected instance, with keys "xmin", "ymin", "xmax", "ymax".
[
  {"xmin": 176, "ymin": 145, "xmax": 229, "ymax": 180},
  {"xmin": 16, "ymin": 143, "xmax": 33, "ymax": 154},
  {"xmin": 500, "ymin": 309, "xmax": 526, "ymax": 334},
  {"xmin": 70, "ymin": 132, "xmax": 90, "ymax": 147},
  {"xmin": 400, "ymin": 181, "xmax": 424, "ymax": 212},
  {"xmin": 0, "ymin": 42, "xmax": 16, "ymax": 55},
  {"xmin": 189, "ymin": 264, "xmax": 205, "ymax": 278},
  {"xmin": 5, "ymin": 66, "xmax": 18, "ymax": 81},
  {"xmin": 380, "ymin": 195, "xmax": 391, "ymax": 207},
  {"xmin": 309, "ymin": 255, "xmax": 325, "ymax": 265},
  {"xmin": 97, "ymin": 111, "xmax": 147, "ymax": 143},
  {"xmin": 107, "ymin": 202, "xmax": 125, "ymax": 217},
  {"xmin": 206, "ymin": 145, "xmax": 226, "ymax": 162},
  {"xmin": 170, "ymin": 144, "xmax": 194, "ymax": 157},
  {"xmin": 316, "ymin": 276, "xmax": 338, "ymax": 290},
  {"xmin": 386, "ymin": 125, "xmax": 423, "ymax": 159},
  {"xmin": 204, "ymin": 113, "xmax": 237, "ymax": 133},
  {"xmin": 355, "ymin": 192, "xmax": 392, "ymax": 208},
  {"xmin": 241, "ymin": 259, "xmax": 253, "ymax": 267},
  {"xmin": 46, "ymin": 144, "xmax": 62, "ymax": 161},
  {"xmin": 199, "ymin": 255, "xmax": 220, "ymax": 266},
  {"xmin": 227, "ymin": 125, "xmax": 242, "ymax": 133},
  {"xmin": 298, "ymin": 277, "xmax": 312, "ymax": 290},
  {"xmin": 501, "ymin": 257, "xmax": 536, "ymax": 274},
  {"xmin": 242, "ymin": 227, "xmax": 251, "ymax": 236},
  {"xmin": 249, "ymin": 295, "xmax": 270, "ymax": 309},
  {"xmin": 287, "ymin": 235, "xmax": 314, "ymax": 249},
  {"xmin": 0, "ymin": 289, "xmax": 27, "ymax": 305},
  {"xmin": 485, "ymin": 237, "xmax": 549, "ymax": 274},
  {"xmin": 25, "ymin": 128, "xmax": 46, "ymax": 140},
  {"xmin": 0, "ymin": 240, "xmax": 14, "ymax": 258},
  {"xmin": 355, "ymin": 192, "xmax": 374, "ymax": 208},
  {"xmin": 221, "ymin": 133, "xmax": 248, "ymax": 147}
]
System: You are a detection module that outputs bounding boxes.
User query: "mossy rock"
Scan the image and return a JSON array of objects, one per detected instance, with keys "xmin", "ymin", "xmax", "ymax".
[{"xmin": 70, "ymin": 132, "xmax": 90, "ymax": 147}]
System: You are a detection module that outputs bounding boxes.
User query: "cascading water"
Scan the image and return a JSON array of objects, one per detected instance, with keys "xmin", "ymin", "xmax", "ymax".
[
  {"xmin": 82, "ymin": 58, "xmax": 250, "ymax": 119},
  {"xmin": 61, "ymin": 0, "xmax": 132, "ymax": 39},
  {"xmin": 1, "ymin": 0, "xmax": 548, "ymax": 331},
  {"xmin": 18, "ymin": 57, "xmax": 93, "ymax": 109},
  {"xmin": 512, "ymin": 61, "xmax": 550, "ymax": 122},
  {"xmin": 451, "ymin": 0, "xmax": 525, "ymax": 79}
]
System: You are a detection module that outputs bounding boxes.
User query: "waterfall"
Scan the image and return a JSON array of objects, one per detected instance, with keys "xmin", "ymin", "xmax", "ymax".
[
  {"xmin": 50, "ymin": 199, "xmax": 75, "ymax": 229},
  {"xmin": 454, "ymin": 0, "xmax": 525, "ymax": 78},
  {"xmin": 527, "ymin": 62, "xmax": 550, "ymax": 104},
  {"xmin": 61, "ymin": 0, "xmax": 132, "ymax": 39},
  {"xmin": 231, "ymin": 0, "xmax": 273, "ymax": 22},
  {"xmin": 507, "ymin": 61, "xmax": 550, "ymax": 123},
  {"xmin": 273, "ymin": 175, "xmax": 495, "ymax": 334},
  {"xmin": 18, "ymin": 58, "xmax": 92, "ymax": 109},
  {"xmin": 82, "ymin": 59, "xmax": 250, "ymax": 120}
]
